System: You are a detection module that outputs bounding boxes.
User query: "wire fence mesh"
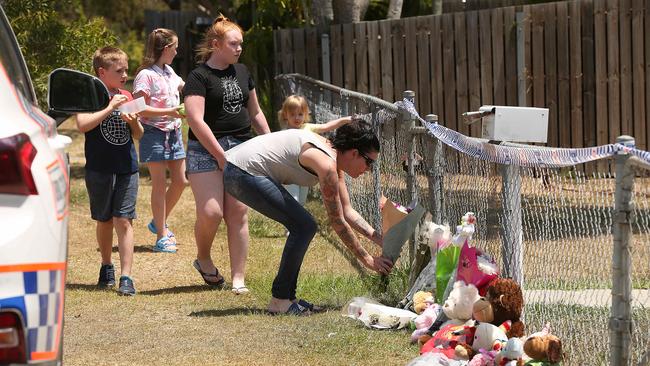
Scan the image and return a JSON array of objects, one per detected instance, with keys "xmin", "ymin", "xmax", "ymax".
[{"xmin": 275, "ymin": 73, "xmax": 650, "ymax": 366}]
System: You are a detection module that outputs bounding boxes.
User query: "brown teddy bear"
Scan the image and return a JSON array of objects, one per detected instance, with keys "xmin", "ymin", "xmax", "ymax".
[
  {"xmin": 523, "ymin": 332, "xmax": 563, "ymax": 365},
  {"xmin": 472, "ymin": 278, "xmax": 525, "ymax": 338}
]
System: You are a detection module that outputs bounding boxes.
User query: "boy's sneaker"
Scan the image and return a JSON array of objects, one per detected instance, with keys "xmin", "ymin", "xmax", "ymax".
[
  {"xmin": 117, "ymin": 276, "xmax": 136, "ymax": 296},
  {"xmin": 97, "ymin": 264, "xmax": 116, "ymax": 288}
]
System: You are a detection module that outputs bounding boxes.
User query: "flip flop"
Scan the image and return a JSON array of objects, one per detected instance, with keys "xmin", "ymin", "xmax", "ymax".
[
  {"xmin": 296, "ymin": 299, "xmax": 325, "ymax": 313},
  {"xmin": 192, "ymin": 259, "xmax": 225, "ymax": 288},
  {"xmin": 231, "ymin": 286, "xmax": 250, "ymax": 295},
  {"xmin": 268, "ymin": 302, "xmax": 311, "ymax": 316}
]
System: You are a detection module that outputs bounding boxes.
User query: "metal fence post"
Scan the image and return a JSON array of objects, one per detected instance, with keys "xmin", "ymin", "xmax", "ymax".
[
  {"xmin": 610, "ymin": 135, "xmax": 635, "ymax": 366},
  {"xmin": 403, "ymin": 90, "xmax": 418, "ymax": 265},
  {"xmin": 500, "ymin": 163, "xmax": 523, "ymax": 286}
]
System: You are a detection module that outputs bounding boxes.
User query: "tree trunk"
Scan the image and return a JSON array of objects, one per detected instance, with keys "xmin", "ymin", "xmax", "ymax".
[
  {"xmin": 332, "ymin": 0, "xmax": 369, "ymax": 23},
  {"xmin": 386, "ymin": 0, "xmax": 403, "ymax": 19},
  {"xmin": 311, "ymin": 0, "xmax": 334, "ymax": 28}
]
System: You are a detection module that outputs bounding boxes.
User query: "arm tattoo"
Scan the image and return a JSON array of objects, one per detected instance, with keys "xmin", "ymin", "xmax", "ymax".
[{"xmin": 320, "ymin": 170, "xmax": 369, "ymax": 261}]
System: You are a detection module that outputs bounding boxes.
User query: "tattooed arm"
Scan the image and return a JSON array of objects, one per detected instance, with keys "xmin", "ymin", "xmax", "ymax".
[
  {"xmin": 300, "ymin": 146, "xmax": 392, "ymax": 274},
  {"xmin": 336, "ymin": 170, "xmax": 383, "ymax": 248}
]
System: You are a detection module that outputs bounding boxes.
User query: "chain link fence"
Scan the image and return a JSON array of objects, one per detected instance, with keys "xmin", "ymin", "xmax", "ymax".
[{"xmin": 276, "ymin": 73, "xmax": 650, "ymax": 366}]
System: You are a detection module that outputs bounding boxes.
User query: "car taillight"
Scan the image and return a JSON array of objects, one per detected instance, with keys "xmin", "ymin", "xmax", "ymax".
[
  {"xmin": 0, "ymin": 133, "xmax": 38, "ymax": 195},
  {"xmin": 0, "ymin": 312, "xmax": 26, "ymax": 364}
]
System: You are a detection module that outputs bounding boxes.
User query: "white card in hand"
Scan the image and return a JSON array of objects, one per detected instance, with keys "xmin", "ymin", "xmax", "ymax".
[{"xmin": 118, "ymin": 97, "xmax": 146, "ymax": 114}]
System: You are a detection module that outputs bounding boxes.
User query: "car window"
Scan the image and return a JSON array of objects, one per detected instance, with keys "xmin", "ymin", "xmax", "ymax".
[{"xmin": 0, "ymin": 7, "xmax": 36, "ymax": 103}]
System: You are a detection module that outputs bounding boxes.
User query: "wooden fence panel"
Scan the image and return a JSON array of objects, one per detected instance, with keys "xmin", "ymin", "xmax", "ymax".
[
  {"xmin": 367, "ymin": 22, "xmax": 381, "ymax": 98},
  {"xmin": 594, "ymin": 0, "xmax": 609, "ymax": 172},
  {"xmin": 531, "ymin": 5, "xmax": 545, "ymax": 109},
  {"xmin": 305, "ymin": 28, "xmax": 320, "ymax": 79},
  {"xmin": 504, "ymin": 7, "xmax": 518, "ymax": 107},
  {"xmin": 270, "ymin": 0, "xmax": 649, "ymax": 158},
  {"xmin": 330, "ymin": 25, "xmax": 343, "ymax": 87},
  {"xmin": 614, "ymin": 0, "xmax": 638, "ymax": 138},
  {"xmin": 607, "ymin": 0, "xmax": 621, "ymax": 143},
  {"xmin": 557, "ymin": 2, "xmax": 571, "ymax": 148},
  {"xmin": 569, "ymin": 1, "xmax": 584, "ymax": 149},
  {"xmin": 379, "ymin": 20, "xmax": 394, "ymax": 102},
  {"xmin": 343, "ymin": 23, "xmax": 356, "ymax": 90},
  {"xmin": 392, "ymin": 19, "xmax": 406, "ymax": 103},
  {"xmin": 405, "ymin": 17, "xmax": 419, "ymax": 105},
  {"xmin": 631, "ymin": 0, "xmax": 646, "ymax": 150},
  {"xmin": 646, "ymin": 0, "xmax": 650, "ymax": 150},
  {"xmin": 491, "ymin": 8, "xmax": 506, "ymax": 106},
  {"xmin": 619, "ymin": 0, "xmax": 632, "ymax": 137},
  {"xmin": 280, "ymin": 29, "xmax": 293, "ymax": 74},
  {"xmin": 416, "ymin": 16, "xmax": 432, "ymax": 116},
  {"xmin": 544, "ymin": 3, "xmax": 558, "ymax": 148},
  {"xmin": 523, "ymin": 6, "xmax": 533, "ymax": 108},
  {"xmin": 292, "ymin": 29, "xmax": 306, "ymax": 75},
  {"xmin": 455, "ymin": 12, "xmax": 470, "ymax": 135},
  {"xmin": 430, "ymin": 16, "xmax": 445, "ymax": 118},
  {"xmin": 479, "ymin": 10, "xmax": 494, "ymax": 107},
  {"xmin": 466, "ymin": 11, "xmax": 482, "ymax": 137},
  {"xmin": 354, "ymin": 23, "xmax": 369, "ymax": 94},
  {"xmin": 442, "ymin": 13, "xmax": 458, "ymax": 130}
]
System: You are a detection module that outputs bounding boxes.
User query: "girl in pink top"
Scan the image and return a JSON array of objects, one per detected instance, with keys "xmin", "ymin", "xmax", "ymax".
[{"xmin": 133, "ymin": 28, "xmax": 187, "ymax": 253}]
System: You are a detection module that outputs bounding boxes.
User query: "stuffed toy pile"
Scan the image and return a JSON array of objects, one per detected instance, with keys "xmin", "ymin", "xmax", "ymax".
[{"xmin": 403, "ymin": 213, "xmax": 565, "ymax": 366}]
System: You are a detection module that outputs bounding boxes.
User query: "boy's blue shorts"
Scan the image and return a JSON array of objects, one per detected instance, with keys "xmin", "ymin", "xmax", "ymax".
[
  {"xmin": 85, "ymin": 169, "xmax": 138, "ymax": 222},
  {"xmin": 139, "ymin": 125, "xmax": 186, "ymax": 162}
]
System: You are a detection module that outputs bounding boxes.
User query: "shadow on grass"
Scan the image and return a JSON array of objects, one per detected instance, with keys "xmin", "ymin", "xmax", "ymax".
[
  {"xmin": 98, "ymin": 245, "xmax": 155, "ymax": 253},
  {"xmin": 139, "ymin": 285, "xmax": 222, "ymax": 296},
  {"xmin": 189, "ymin": 307, "xmax": 268, "ymax": 317},
  {"xmin": 66, "ymin": 283, "xmax": 113, "ymax": 292}
]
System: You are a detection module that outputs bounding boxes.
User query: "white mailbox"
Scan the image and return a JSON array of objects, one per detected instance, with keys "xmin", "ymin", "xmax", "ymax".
[{"xmin": 466, "ymin": 105, "xmax": 549, "ymax": 143}]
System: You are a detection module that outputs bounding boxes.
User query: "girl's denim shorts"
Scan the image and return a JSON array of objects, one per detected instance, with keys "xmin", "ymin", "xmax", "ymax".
[
  {"xmin": 139, "ymin": 124, "xmax": 186, "ymax": 162},
  {"xmin": 186, "ymin": 136, "xmax": 244, "ymax": 175}
]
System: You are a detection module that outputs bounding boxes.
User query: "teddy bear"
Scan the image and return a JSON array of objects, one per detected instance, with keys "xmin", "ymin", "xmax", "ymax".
[
  {"xmin": 410, "ymin": 291, "xmax": 442, "ymax": 343},
  {"xmin": 413, "ymin": 290, "xmax": 434, "ymax": 315},
  {"xmin": 495, "ymin": 337, "xmax": 525, "ymax": 366},
  {"xmin": 453, "ymin": 320, "xmax": 510, "ymax": 361},
  {"xmin": 522, "ymin": 324, "xmax": 563, "ymax": 365},
  {"xmin": 440, "ymin": 280, "xmax": 480, "ymax": 328},
  {"xmin": 472, "ymin": 278, "xmax": 525, "ymax": 338}
]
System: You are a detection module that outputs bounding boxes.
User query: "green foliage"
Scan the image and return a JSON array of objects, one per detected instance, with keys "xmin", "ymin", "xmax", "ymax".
[
  {"xmin": 4, "ymin": 0, "xmax": 116, "ymax": 109},
  {"xmin": 236, "ymin": 0, "xmax": 309, "ymax": 131}
]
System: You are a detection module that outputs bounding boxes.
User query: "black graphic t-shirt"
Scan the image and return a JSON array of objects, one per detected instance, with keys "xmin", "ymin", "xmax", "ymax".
[
  {"xmin": 84, "ymin": 89, "xmax": 138, "ymax": 174},
  {"xmin": 183, "ymin": 63, "xmax": 255, "ymax": 141}
]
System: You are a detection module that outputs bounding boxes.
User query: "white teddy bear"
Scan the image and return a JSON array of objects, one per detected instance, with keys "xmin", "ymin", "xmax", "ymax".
[{"xmin": 440, "ymin": 280, "xmax": 480, "ymax": 329}]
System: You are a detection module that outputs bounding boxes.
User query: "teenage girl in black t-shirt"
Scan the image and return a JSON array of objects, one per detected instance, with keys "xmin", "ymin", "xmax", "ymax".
[{"xmin": 183, "ymin": 15, "xmax": 270, "ymax": 294}]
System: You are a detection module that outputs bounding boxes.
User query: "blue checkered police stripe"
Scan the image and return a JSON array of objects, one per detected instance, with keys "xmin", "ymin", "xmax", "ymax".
[{"xmin": 0, "ymin": 264, "xmax": 65, "ymax": 361}]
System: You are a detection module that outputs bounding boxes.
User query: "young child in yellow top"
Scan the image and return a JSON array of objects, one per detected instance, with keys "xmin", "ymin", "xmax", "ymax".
[{"xmin": 278, "ymin": 94, "xmax": 351, "ymax": 208}]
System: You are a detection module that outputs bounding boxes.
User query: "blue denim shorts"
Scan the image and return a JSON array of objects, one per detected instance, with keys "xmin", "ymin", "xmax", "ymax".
[
  {"xmin": 186, "ymin": 136, "xmax": 244, "ymax": 175},
  {"xmin": 85, "ymin": 169, "xmax": 138, "ymax": 221},
  {"xmin": 139, "ymin": 125, "xmax": 186, "ymax": 162}
]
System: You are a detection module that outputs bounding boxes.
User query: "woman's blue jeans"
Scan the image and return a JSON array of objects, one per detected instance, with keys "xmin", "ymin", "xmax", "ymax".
[{"xmin": 223, "ymin": 163, "xmax": 318, "ymax": 300}]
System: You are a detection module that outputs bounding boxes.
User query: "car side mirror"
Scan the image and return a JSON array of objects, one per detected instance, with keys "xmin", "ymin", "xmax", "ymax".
[{"xmin": 47, "ymin": 68, "xmax": 110, "ymax": 123}]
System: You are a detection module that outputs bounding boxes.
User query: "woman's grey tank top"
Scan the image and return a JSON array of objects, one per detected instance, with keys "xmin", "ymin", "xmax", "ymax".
[{"xmin": 225, "ymin": 129, "xmax": 336, "ymax": 186}]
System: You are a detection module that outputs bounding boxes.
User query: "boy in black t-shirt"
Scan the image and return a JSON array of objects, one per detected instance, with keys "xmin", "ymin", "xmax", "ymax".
[{"xmin": 75, "ymin": 46, "xmax": 144, "ymax": 296}]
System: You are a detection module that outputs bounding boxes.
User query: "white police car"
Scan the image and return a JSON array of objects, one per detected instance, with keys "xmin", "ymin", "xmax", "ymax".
[{"xmin": 0, "ymin": 6, "xmax": 109, "ymax": 365}]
